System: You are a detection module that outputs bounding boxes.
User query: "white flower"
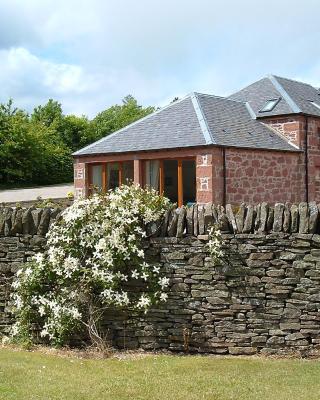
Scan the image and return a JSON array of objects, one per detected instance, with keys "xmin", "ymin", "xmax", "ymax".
[
  {"xmin": 141, "ymin": 272, "xmax": 149, "ymax": 281},
  {"xmin": 160, "ymin": 293, "xmax": 168, "ymax": 302},
  {"xmin": 121, "ymin": 292, "xmax": 130, "ymax": 305},
  {"xmin": 24, "ymin": 267, "xmax": 33, "ymax": 277},
  {"xmin": 39, "ymin": 306, "xmax": 45, "ymax": 316},
  {"xmin": 137, "ymin": 294, "xmax": 150, "ymax": 308},
  {"xmin": 159, "ymin": 277, "xmax": 170, "ymax": 289},
  {"xmin": 33, "ymin": 253, "xmax": 44, "ymax": 264},
  {"xmin": 137, "ymin": 249, "xmax": 145, "ymax": 258},
  {"xmin": 11, "ymin": 280, "xmax": 20, "ymax": 289},
  {"xmin": 70, "ymin": 308, "xmax": 81, "ymax": 319},
  {"xmin": 101, "ymin": 289, "xmax": 113, "ymax": 300},
  {"xmin": 131, "ymin": 270, "xmax": 139, "ymax": 279},
  {"xmin": 153, "ymin": 266, "xmax": 160, "ymax": 274},
  {"xmin": 12, "ymin": 185, "xmax": 171, "ymax": 343}
]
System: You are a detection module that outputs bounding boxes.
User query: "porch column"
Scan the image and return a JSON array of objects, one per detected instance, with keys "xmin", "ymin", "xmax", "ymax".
[
  {"xmin": 74, "ymin": 160, "xmax": 87, "ymax": 199},
  {"xmin": 196, "ymin": 149, "xmax": 224, "ymax": 204},
  {"xmin": 133, "ymin": 159, "xmax": 142, "ymax": 185}
]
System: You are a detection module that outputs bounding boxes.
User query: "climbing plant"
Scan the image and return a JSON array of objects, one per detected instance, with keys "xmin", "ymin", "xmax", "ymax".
[{"xmin": 11, "ymin": 185, "xmax": 170, "ymax": 346}]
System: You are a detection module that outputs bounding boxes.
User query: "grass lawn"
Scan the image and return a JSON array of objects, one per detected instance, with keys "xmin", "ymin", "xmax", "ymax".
[{"xmin": 0, "ymin": 348, "xmax": 320, "ymax": 400}]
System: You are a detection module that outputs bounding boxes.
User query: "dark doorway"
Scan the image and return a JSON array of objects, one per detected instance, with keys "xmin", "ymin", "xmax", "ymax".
[
  {"xmin": 182, "ymin": 160, "xmax": 196, "ymax": 204},
  {"xmin": 163, "ymin": 160, "xmax": 178, "ymax": 203}
]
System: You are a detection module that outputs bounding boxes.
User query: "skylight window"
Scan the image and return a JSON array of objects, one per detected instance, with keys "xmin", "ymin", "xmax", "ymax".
[
  {"xmin": 259, "ymin": 98, "xmax": 281, "ymax": 113},
  {"xmin": 309, "ymin": 101, "xmax": 320, "ymax": 111}
]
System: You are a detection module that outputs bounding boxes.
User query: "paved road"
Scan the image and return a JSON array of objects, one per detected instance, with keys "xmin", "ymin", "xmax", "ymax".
[{"xmin": 0, "ymin": 184, "xmax": 74, "ymax": 203}]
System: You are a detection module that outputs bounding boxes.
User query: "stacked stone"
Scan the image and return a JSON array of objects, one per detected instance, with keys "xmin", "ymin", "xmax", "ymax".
[
  {"xmin": 1, "ymin": 203, "xmax": 320, "ymax": 356},
  {"xmin": 0, "ymin": 207, "xmax": 62, "ymax": 237},
  {"xmin": 0, "ymin": 206, "xmax": 59, "ymax": 334},
  {"xmin": 0, "ymin": 234, "xmax": 47, "ymax": 334},
  {"xmin": 155, "ymin": 202, "xmax": 320, "ymax": 238},
  {"xmin": 1, "ymin": 202, "xmax": 319, "ymax": 239},
  {"xmin": 101, "ymin": 233, "xmax": 320, "ymax": 356}
]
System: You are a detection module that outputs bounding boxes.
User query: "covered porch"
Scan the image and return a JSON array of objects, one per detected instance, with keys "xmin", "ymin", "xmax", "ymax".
[{"xmin": 73, "ymin": 147, "xmax": 224, "ymax": 206}]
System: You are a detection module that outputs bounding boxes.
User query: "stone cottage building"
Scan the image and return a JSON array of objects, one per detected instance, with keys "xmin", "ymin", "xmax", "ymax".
[{"xmin": 73, "ymin": 75, "xmax": 320, "ymax": 206}]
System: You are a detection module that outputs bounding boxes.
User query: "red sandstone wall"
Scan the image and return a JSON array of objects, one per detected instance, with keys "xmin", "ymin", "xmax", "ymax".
[
  {"xmin": 306, "ymin": 117, "xmax": 320, "ymax": 201},
  {"xmin": 73, "ymin": 146, "xmax": 305, "ymax": 204},
  {"xmin": 74, "ymin": 113, "xmax": 320, "ymax": 204},
  {"xmin": 224, "ymin": 148, "xmax": 304, "ymax": 204},
  {"xmin": 264, "ymin": 115, "xmax": 320, "ymax": 203},
  {"xmin": 195, "ymin": 149, "xmax": 224, "ymax": 204},
  {"xmin": 263, "ymin": 116, "xmax": 304, "ymax": 148},
  {"xmin": 73, "ymin": 160, "xmax": 87, "ymax": 199}
]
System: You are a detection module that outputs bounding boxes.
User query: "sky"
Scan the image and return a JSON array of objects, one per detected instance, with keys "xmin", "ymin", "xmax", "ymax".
[{"xmin": 0, "ymin": 0, "xmax": 320, "ymax": 118}]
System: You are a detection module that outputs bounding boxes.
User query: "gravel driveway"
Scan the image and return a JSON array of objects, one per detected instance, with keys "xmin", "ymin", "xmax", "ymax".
[{"xmin": 0, "ymin": 183, "xmax": 74, "ymax": 203}]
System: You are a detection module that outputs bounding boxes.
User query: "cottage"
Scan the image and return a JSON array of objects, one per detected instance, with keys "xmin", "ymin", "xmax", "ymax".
[{"xmin": 73, "ymin": 75, "xmax": 320, "ymax": 205}]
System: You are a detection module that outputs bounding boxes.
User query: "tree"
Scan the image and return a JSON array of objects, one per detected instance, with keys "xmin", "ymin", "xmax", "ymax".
[
  {"xmin": 59, "ymin": 115, "xmax": 95, "ymax": 151},
  {"xmin": 27, "ymin": 122, "xmax": 73, "ymax": 185},
  {"xmin": 31, "ymin": 99, "xmax": 63, "ymax": 127},
  {"xmin": 0, "ymin": 95, "xmax": 155, "ymax": 187},
  {"xmin": 0, "ymin": 102, "xmax": 34, "ymax": 184},
  {"xmin": 92, "ymin": 95, "xmax": 155, "ymax": 140}
]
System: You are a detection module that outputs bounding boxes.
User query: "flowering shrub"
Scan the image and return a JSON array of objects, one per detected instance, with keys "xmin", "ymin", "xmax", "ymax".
[
  {"xmin": 207, "ymin": 225, "xmax": 223, "ymax": 263},
  {"xmin": 11, "ymin": 185, "xmax": 171, "ymax": 346}
]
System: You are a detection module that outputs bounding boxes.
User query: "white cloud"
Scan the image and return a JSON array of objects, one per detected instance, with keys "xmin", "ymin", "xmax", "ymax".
[
  {"xmin": 0, "ymin": 47, "xmax": 182, "ymax": 116},
  {"xmin": 0, "ymin": 47, "xmax": 97, "ymax": 113},
  {"xmin": 0, "ymin": 0, "xmax": 320, "ymax": 116}
]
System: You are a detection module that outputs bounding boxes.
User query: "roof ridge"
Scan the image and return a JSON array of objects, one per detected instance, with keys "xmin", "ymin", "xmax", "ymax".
[
  {"xmin": 228, "ymin": 77, "xmax": 269, "ymax": 98},
  {"xmin": 190, "ymin": 92, "xmax": 214, "ymax": 145},
  {"xmin": 196, "ymin": 92, "xmax": 247, "ymax": 105},
  {"xmin": 73, "ymin": 94, "xmax": 192, "ymax": 156},
  {"xmin": 268, "ymin": 75, "xmax": 301, "ymax": 114},
  {"xmin": 270, "ymin": 74, "xmax": 319, "ymax": 90},
  {"xmin": 245, "ymin": 102, "xmax": 256, "ymax": 119}
]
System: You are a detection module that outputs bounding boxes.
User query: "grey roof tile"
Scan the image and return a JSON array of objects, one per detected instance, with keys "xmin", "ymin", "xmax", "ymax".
[
  {"xmin": 197, "ymin": 94, "xmax": 297, "ymax": 151},
  {"xmin": 74, "ymin": 97, "xmax": 206, "ymax": 156},
  {"xmin": 228, "ymin": 77, "xmax": 292, "ymax": 116},
  {"xmin": 229, "ymin": 75, "xmax": 320, "ymax": 118},
  {"xmin": 76, "ymin": 74, "xmax": 320, "ymax": 157},
  {"xmin": 275, "ymin": 75, "xmax": 320, "ymax": 117}
]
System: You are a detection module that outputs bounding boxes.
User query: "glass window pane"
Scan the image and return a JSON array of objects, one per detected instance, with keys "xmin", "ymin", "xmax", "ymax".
[
  {"xmin": 122, "ymin": 161, "xmax": 134, "ymax": 185},
  {"xmin": 163, "ymin": 160, "xmax": 178, "ymax": 203},
  {"xmin": 107, "ymin": 163, "xmax": 119, "ymax": 190},
  {"xmin": 91, "ymin": 165, "xmax": 103, "ymax": 190},
  {"xmin": 182, "ymin": 160, "xmax": 196, "ymax": 205},
  {"xmin": 259, "ymin": 98, "xmax": 280, "ymax": 113},
  {"xmin": 144, "ymin": 160, "xmax": 160, "ymax": 190}
]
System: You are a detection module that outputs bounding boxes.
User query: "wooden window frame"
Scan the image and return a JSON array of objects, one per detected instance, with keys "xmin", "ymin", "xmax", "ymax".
[
  {"xmin": 88, "ymin": 158, "xmax": 194, "ymax": 207},
  {"xmin": 88, "ymin": 161, "xmax": 134, "ymax": 194},
  {"xmin": 142, "ymin": 157, "xmax": 195, "ymax": 207}
]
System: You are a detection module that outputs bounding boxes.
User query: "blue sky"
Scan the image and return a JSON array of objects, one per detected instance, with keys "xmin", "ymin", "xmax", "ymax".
[{"xmin": 0, "ymin": 0, "xmax": 319, "ymax": 117}]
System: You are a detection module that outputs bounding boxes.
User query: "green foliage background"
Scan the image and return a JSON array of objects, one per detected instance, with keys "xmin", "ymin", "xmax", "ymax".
[{"xmin": 0, "ymin": 96, "xmax": 155, "ymax": 187}]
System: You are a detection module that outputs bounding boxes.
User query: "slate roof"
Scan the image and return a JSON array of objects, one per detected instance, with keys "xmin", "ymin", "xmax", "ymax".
[
  {"xmin": 74, "ymin": 89, "xmax": 299, "ymax": 156},
  {"xmin": 74, "ymin": 97, "xmax": 207, "ymax": 156},
  {"xmin": 196, "ymin": 94, "xmax": 296, "ymax": 150},
  {"xmin": 229, "ymin": 75, "xmax": 320, "ymax": 118}
]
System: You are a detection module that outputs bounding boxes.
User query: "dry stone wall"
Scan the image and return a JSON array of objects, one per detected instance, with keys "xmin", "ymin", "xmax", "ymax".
[
  {"xmin": 1, "ymin": 203, "xmax": 320, "ymax": 355},
  {"xmin": 105, "ymin": 233, "xmax": 320, "ymax": 356}
]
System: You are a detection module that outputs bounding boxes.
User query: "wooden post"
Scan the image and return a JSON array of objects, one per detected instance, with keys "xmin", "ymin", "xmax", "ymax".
[
  {"xmin": 178, "ymin": 159, "xmax": 183, "ymax": 207},
  {"xmin": 102, "ymin": 163, "xmax": 107, "ymax": 192},
  {"xmin": 133, "ymin": 159, "xmax": 141, "ymax": 185},
  {"xmin": 159, "ymin": 160, "xmax": 164, "ymax": 195},
  {"xmin": 119, "ymin": 162, "xmax": 123, "ymax": 186},
  {"xmin": 87, "ymin": 164, "xmax": 93, "ymax": 196},
  {"xmin": 105, "ymin": 163, "xmax": 109, "ymax": 191}
]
